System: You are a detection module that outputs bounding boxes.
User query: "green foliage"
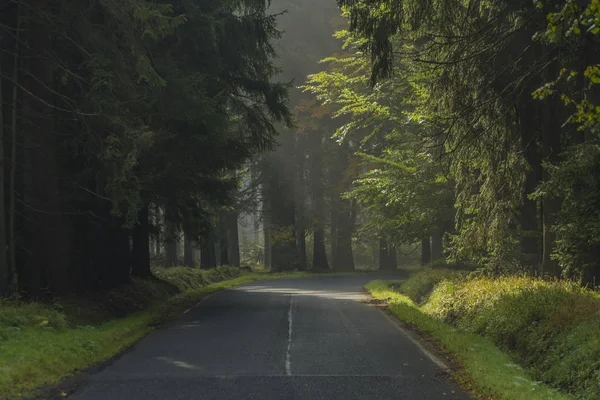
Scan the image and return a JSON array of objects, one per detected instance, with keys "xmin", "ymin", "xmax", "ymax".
[
  {"xmin": 303, "ymin": 28, "xmax": 455, "ymax": 246},
  {"xmin": 366, "ymin": 280, "xmax": 569, "ymax": 400},
  {"xmin": 0, "ymin": 0, "xmax": 294, "ymax": 296},
  {"xmin": 394, "ymin": 268, "xmax": 463, "ymax": 304},
  {"xmin": 533, "ymin": 144, "xmax": 600, "ymax": 283},
  {"xmin": 420, "ymin": 274, "xmax": 600, "ymax": 398}
]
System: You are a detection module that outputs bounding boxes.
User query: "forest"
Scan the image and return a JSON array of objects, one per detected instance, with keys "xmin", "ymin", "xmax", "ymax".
[
  {"xmin": 0, "ymin": 0, "xmax": 600, "ymax": 398},
  {"xmin": 0, "ymin": 0, "xmax": 599, "ymax": 296}
]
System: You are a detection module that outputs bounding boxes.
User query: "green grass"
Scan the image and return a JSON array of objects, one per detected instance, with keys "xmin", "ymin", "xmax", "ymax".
[
  {"xmin": 0, "ymin": 267, "xmax": 315, "ymax": 399},
  {"xmin": 366, "ymin": 280, "xmax": 570, "ymax": 400},
  {"xmin": 423, "ymin": 275, "xmax": 600, "ymax": 399}
]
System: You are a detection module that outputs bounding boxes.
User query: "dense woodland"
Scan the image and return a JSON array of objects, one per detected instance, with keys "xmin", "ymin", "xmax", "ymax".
[{"xmin": 0, "ymin": 0, "xmax": 599, "ymax": 298}]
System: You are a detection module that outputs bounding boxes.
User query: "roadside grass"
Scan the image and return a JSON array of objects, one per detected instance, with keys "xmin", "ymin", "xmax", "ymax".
[
  {"xmin": 0, "ymin": 267, "xmax": 314, "ymax": 399},
  {"xmin": 368, "ymin": 264, "xmax": 600, "ymax": 399},
  {"xmin": 366, "ymin": 280, "xmax": 570, "ymax": 400},
  {"xmin": 423, "ymin": 275, "xmax": 600, "ymax": 399}
]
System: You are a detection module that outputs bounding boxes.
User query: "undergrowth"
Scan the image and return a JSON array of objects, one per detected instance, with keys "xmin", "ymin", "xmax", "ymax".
[
  {"xmin": 366, "ymin": 280, "xmax": 568, "ymax": 400},
  {"xmin": 376, "ymin": 267, "xmax": 600, "ymax": 399},
  {"xmin": 424, "ymin": 275, "xmax": 600, "ymax": 399}
]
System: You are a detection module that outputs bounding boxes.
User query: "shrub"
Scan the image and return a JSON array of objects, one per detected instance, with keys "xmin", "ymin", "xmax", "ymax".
[
  {"xmin": 395, "ymin": 268, "xmax": 463, "ymax": 304},
  {"xmin": 422, "ymin": 275, "xmax": 600, "ymax": 398}
]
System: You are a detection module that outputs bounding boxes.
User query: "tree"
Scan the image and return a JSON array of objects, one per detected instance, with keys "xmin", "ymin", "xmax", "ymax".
[{"xmin": 0, "ymin": 0, "xmax": 291, "ymax": 297}]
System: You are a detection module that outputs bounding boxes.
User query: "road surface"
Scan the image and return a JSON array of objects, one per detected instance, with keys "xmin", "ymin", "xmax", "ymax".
[{"xmin": 69, "ymin": 274, "xmax": 469, "ymax": 399}]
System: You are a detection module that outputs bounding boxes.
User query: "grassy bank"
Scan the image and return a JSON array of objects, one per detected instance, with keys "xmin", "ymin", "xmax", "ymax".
[
  {"xmin": 0, "ymin": 267, "xmax": 312, "ymax": 399},
  {"xmin": 367, "ymin": 267, "xmax": 600, "ymax": 399}
]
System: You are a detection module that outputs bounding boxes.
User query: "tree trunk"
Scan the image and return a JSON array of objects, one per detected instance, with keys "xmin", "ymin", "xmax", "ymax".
[
  {"xmin": 132, "ymin": 205, "xmax": 152, "ymax": 278},
  {"xmin": 379, "ymin": 239, "xmax": 390, "ymax": 270},
  {"xmin": 9, "ymin": 8, "xmax": 19, "ymax": 292},
  {"xmin": 313, "ymin": 229, "xmax": 329, "ymax": 272},
  {"xmin": 335, "ymin": 216, "xmax": 355, "ymax": 271},
  {"xmin": 21, "ymin": 7, "xmax": 71, "ymax": 296},
  {"xmin": 389, "ymin": 243, "xmax": 397, "ymax": 270},
  {"xmin": 311, "ymin": 132, "xmax": 329, "ymax": 271},
  {"xmin": 219, "ymin": 215, "xmax": 229, "ymax": 266},
  {"xmin": 153, "ymin": 205, "xmax": 161, "ymax": 255},
  {"xmin": 264, "ymin": 155, "xmax": 298, "ymax": 272},
  {"xmin": 431, "ymin": 230, "xmax": 444, "ymax": 262},
  {"xmin": 0, "ymin": 47, "xmax": 9, "ymax": 295},
  {"xmin": 297, "ymin": 229, "xmax": 307, "ymax": 271},
  {"xmin": 200, "ymin": 229, "xmax": 217, "ymax": 269},
  {"xmin": 184, "ymin": 237, "xmax": 195, "ymax": 268},
  {"xmin": 332, "ymin": 144, "xmax": 355, "ymax": 272},
  {"xmin": 541, "ymin": 91, "xmax": 562, "ymax": 277},
  {"xmin": 295, "ymin": 135, "xmax": 307, "ymax": 271},
  {"xmin": 330, "ymin": 193, "xmax": 339, "ymax": 270},
  {"xmin": 519, "ymin": 102, "xmax": 542, "ymax": 271},
  {"xmin": 263, "ymin": 198, "xmax": 272, "ymax": 270},
  {"xmin": 421, "ymin": 237, "xmax": 431, "ymax": 266},
  {"xmin": 227, "ymin": 211, "xmax": 241, "ymax": 267},
  {"xmin": 165, "ymin": 222, "xmax": 178, "ymax": 267},
  {"xmin": 97, "ymin": 215, "xmax": 132, "ymax": 289}
]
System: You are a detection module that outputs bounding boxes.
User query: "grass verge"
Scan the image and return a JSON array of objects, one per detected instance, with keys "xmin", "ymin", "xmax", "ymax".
[
  {"xmin": 366, "ymin": 279, "xmax": 571, "ymax": 400},
  {"xmin": 0, "ymin": 267, "xmax": 314, "ymax": 399}
]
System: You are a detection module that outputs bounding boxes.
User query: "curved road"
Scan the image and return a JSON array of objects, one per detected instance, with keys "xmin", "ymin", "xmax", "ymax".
[{"xmin": 69, "ymin": 274, "xmax": 469, "ymax": 399}]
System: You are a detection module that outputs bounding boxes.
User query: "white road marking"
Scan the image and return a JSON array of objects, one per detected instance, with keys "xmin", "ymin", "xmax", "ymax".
[
  {"xmin": 285, "ymin": 294, "xmax": 294, "ymax": 376},
  {"xmin": 379, "ymin": 309, "xmax": 450, "ymax": 372}
]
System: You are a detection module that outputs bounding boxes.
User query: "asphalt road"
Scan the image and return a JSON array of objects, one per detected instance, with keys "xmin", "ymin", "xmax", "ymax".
[{"xmin": 69, "ymin": 274, "xmax": 469, "ymax": 400}]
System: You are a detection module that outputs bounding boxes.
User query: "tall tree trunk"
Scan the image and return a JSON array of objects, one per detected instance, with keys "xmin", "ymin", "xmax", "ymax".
[
  {"xmin": 165, "ymin": 220, "xmax": 178, "ymax": 267},
  {"xmin": 330, "ymin": 192, "xmax": 339, "ymax": 270},
  {"xmin": 313, "ymin": 229, "xmax": 329, "ymax": 271},
  {"xmin": 132, "ymin": 205, "xmax": 152, "ymax": 278},
  {"xmin": 184, "ymin": 237, "xmax": 195, "ymax": 268},
  {"xmin": 0, "ymin": 47, "xmax": 9, "ymax": 295},
  {"xmin": 295, "ymin": 136, "xmax": 307, "ymax": 271},
  {"xmin": 519, "ymin": 102, "xmax": 542, "ymax": 271},
  {"xmin": 379, "ymin": 239, "xmax": 390, "ymax": 270},
  {"xmin": 153, "ymin": 205, "xmax": 161, "ymax": 256},
  {"xmin": 21, "ymin": 6, "xmax": 71, "ymax": 296},
  {"xmin": 332, "ymin": 144, "xmax": 355, "ymax": 272},
  {"xmin": 219, "ymin": 215, "xmax": 229, "ymax": 266},
  {"xmin": 389, "ymin": 243, "xmax": 397, "ymax": 270},
  {"xmin": 264, "ymin": 155, "xmax": 298, "ymax": 272},
  {"xmin": 297, "ymin": 229, "xmax": 307, "ymax": 271},
  {"xmin": 200, "ymin": 229, "xmax": 217, "ymax": 270},
  {"xmin": 311, "ymin": 133, "xmax": 329, "ymax": 271},
  {"xmin": 335, "ymin": 213, "xmax": 355, "ymax": 271},
  {"xmin": 541, "ymin": 91, "xmax": 562, "ymax": 277},
  {"xmin": 263, "ymin": 191, "xmax": 272, "ymax": 270},
  {"xmin": 431, "ymin": 230, "xmax": 444, "ymax": 262},
  {"xmin": 9, "ymin": 7, "xmax": 19, "ymax": 292},
  {"xmin": 110, "ymin": 217, "xmax": 132, "ymax": 286},
  {"xmin": 379, "ymin": 239, "xmax": 397, "ymax": 270},
  {"xmin": 421, "ymin": 237, "xmax": 431, "ymax": 266},
  {"xmin": 227, "ymin": 211, "xmax": 241, "ymax": 267}
]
